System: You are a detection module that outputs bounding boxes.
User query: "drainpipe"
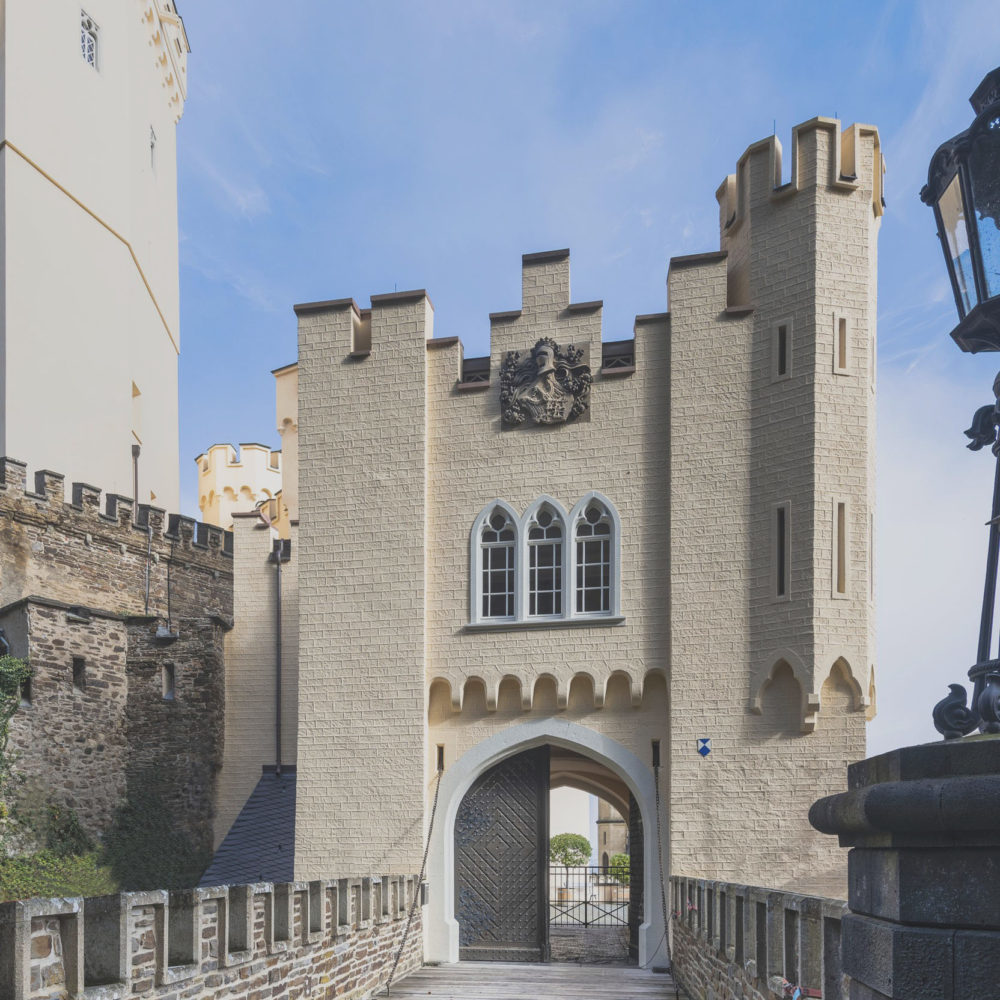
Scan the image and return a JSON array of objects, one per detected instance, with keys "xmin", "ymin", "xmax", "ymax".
[
  {"xmin": 132, "ymin": 444, "xmax": 140, "ymax": 504},
  {"xmin": 269, "ymin": 539, "xmax": 284, "ymax": 775}
]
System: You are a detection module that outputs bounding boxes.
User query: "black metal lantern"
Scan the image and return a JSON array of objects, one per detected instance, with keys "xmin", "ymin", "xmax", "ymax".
[
  {"xmin": 921, "ymin": 67, "xmax": 1000, "ymax": 352},
  {"xmin": 924, "ymin": 68, "xmax": 1000, "ymax": 739}
]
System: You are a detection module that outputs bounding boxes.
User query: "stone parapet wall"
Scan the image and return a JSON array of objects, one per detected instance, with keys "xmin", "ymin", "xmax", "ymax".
[
  {"xmin": 0, "ymin": 875, "xmax": 422, "ymax": 1000},
  {"xmin": 670, "ymin": 875, "xmax": 848, "ymax": 1000}
]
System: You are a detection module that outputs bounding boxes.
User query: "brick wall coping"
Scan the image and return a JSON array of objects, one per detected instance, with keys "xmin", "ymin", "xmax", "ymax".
[
  {"xmin": 0, "ymin": 594, "xmax": 131, "ymax": 622},
  {"xmin": 292, "ymin": 296, "xmax": 360, "ymax": 316},
  {"xmin": 668, "ymin": 249, "xmax": 728, "ymax": 270},
  {"xmin": 522, "ymin": 248, "xmax": 570, "ymax": 263},
  {"xmin": 369, "ymin": 288, "xmax": 432, "ymax": 307},
  {"xmin": 0, "ymin": 597, "xmax": 231, "ymax": 630}
]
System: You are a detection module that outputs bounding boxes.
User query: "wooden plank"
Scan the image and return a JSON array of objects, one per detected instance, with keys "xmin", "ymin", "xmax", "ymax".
[{"xmin": 388, "ymin": 962, "xmax": 680, "ymax": 999}]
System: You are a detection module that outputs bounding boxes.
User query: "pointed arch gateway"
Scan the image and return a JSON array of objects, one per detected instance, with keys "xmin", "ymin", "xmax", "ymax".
[{"xmin": 425, "ymin": 719, "xmax": 668, "ymax": 969}]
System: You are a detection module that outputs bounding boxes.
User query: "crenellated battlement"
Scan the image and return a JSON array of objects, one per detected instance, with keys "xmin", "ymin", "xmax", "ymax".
[
  {"xmin": 0, "ymin": 457, "xmax": 232, "ymax": 557},
  {"xmin": 0, "ymin": 456, "xmax": 233, "ymax": 621},
  {"xmin": 0, "ymin": 874, "xmax": 421, "ymax": 999},
  {"xmin": 294, "ymin": 250, "xmax": 656, "ymax": 391},
  {"xmin": 716, "ymin": 118, "xmax": 884, "ymax": 237},
  {"xmin": 195, "ymin": 442, "xmax": 281, "ymax": 480}
]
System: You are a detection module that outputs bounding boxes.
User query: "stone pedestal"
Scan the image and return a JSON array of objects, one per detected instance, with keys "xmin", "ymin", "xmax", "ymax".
[{"xmin": 810, "ymin": 736, "xmax": 1000, "ymax": 1000}]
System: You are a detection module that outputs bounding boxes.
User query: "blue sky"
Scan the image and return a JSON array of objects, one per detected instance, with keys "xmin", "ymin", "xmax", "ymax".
[{"xmin": 176, "ymin": 1, "xmax": 1000, "ymax": 754}]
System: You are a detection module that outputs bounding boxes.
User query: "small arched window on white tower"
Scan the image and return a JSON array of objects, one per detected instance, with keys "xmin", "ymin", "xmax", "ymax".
[
  {"xmin": 80, "ymin": 11, "xmax": 98, "ymax": 69},
  {"xmin": 569, "ymin": 493, "xmax": 621, "ymax": 618},
  {"xmin": 470, "ymin": 502, "xmax": 519, "ymax": 624},
  {"xmin": 523, "ymin": 500, "xmax": 566, "ymax": 619}
]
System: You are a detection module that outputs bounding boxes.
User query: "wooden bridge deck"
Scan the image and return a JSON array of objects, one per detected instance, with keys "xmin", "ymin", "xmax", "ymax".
[{"xmin": 388, "ymin": 962, "xmax": 681, "ymax": 999}]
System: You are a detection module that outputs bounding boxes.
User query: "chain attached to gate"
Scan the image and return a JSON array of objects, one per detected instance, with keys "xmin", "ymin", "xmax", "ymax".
[
  {"xmin": 642, "ymin": 760, "xmax": 673, "ymax": 973},
  {"xmin": 385, "ymin": 765, "xmax": 443, "ymax": 996}
]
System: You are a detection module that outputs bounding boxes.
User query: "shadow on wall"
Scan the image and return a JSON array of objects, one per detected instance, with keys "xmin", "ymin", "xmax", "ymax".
[{"xmin": 101, "ymin": 770, "xmax": 212, "ymax": 891}]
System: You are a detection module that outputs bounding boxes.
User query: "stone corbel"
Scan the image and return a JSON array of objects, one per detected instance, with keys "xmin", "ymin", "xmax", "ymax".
[
  {"xmin": 556, "ymin": 677, "xmax": 570, "ymax": 710},
  {"xmin": 630, "ymin": 676, "xmax": 643, "ymax": 708},
  {"xmin": 802, "ymin": 692, "xmax": 821, "ymax": 734}
]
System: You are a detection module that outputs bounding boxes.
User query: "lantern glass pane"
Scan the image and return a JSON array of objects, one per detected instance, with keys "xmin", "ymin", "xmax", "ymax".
[
  {"xmin": 939, "ymin": 174, "xmax": 976, "ymax": 315},
  {"xmin": 969, "ymin": 121, "xmax": 1000, "ymax": 299}
]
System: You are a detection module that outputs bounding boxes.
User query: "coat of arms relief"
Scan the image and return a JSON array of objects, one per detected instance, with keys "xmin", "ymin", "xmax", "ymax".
[{"xmin": 499, "ymin": 338, "xmax": 592, "ymax": 426}]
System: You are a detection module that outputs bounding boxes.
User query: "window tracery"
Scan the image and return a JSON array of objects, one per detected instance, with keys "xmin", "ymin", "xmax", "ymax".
[
  {"xmin": 479, "ymin": 507, "xmax": 516, "ymax": 620},
  {"xmin": 469, "ymin": 494, "xmax": 621, "ymax": 625},
  {"xmin": 574, "ymin": 501, "xmax": 612, "ymax": 614},
  {"xmin": 526, "ymin": 505, "xmax": 564, "ymax": 617},
  {"xmin": 81, "ymin": 11, "xmax": 98, "ymax": 68}
]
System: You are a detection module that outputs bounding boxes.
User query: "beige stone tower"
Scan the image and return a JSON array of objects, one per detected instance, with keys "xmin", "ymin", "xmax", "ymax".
[
  {"xmin": 667, "ymin": 119, "xmax": 881, "ymax": 890},
  {"xmin": 239, "ymin": 114, "xmax": 881, "ymax": 966}
]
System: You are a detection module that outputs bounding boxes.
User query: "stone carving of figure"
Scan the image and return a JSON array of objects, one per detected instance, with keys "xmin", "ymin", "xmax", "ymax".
[{"xmin": 500, "ymin": 337, "xmax": 592, "ymax": 426}]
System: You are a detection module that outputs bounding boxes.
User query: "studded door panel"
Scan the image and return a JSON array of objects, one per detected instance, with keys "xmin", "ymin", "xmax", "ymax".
[{"xmin": 455, "ymin": 746, "xmax": 550, "ymax": 962}]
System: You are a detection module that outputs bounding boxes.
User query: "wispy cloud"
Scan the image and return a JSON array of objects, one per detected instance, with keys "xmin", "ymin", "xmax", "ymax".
[
  {"xmin": 180, "ymin": 240, "xmax": 282, "ymax": 314},
  {"xmin": 189, "ymin": 153, "xmax": 270, "ymax": 220}
]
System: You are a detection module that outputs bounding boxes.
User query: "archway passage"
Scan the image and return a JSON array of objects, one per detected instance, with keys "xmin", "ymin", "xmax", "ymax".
[
  {"xmin": 550, "ymin": 748, "xmax": 642, "ymax": 964},
  {"xmin": 454, "ymin": 744, "xmax": 644, "ymax": 965}
]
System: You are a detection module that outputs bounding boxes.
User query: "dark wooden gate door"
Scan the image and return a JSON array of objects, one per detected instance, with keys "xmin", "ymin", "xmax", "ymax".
[
  {"xmin": 455, "ymin": 745, "xmax": 550, "ymax": 962},
  {"xmin": 627, "ymin": 793, "xmax": 644, "ymax": 963}
]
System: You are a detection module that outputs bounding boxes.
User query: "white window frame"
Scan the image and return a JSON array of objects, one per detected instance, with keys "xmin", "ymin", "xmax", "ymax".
[
  {"xmin": 469, "ymin": 494, "xmax": 622, "ymax": 627},
  {"xmin": 469, "ymin": 500, "xmax": 520, "ymax": 625},
  {"xmin": 81, "ymin": 10, "xmax": 99, "ymax": 70},
  {"xmin": 568, "ymin": 491, "xmax": 622, "ymax": 619},
  {"xmin": 520, "ymin": 496, "xmax": 569, "ymax": 622}
]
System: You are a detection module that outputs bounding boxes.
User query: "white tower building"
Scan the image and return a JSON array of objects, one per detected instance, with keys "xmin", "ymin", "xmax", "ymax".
[{"xmin": 0, "ymin": 1, "xmax": 189, "ymax": 510}]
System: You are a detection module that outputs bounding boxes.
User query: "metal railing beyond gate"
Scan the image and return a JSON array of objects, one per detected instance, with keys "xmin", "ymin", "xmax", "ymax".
[{"xmin": 549, "ymin": 866, "xmax": 629, "ymax": 927}]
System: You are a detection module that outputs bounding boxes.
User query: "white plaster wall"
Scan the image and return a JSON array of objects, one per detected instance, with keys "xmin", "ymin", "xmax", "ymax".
[
  {"xmin": 549, "ymin": 787, "xmax": 591, "ymax": 842},
  {"xmin": 0, "ymin": 0, "xmax": 186, "ymax": 509}
]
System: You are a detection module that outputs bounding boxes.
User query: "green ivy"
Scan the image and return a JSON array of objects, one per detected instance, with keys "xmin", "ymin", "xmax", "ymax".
[
  {"xmin": 0, "ymin": 654, "xmax": 31, "ymax": 851},
  {"xmin": 0, "ymin": 851, "xmax": 117, "ymax": 902},
  {"xmin": 44, "ymin": 803, "xmax": 93, "ymax": 857}
]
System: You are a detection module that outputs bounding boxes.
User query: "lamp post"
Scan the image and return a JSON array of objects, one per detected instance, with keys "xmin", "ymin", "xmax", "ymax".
[{"xmin": 923, "ymin": 67, "xmax": 1000, "ymax": 737}]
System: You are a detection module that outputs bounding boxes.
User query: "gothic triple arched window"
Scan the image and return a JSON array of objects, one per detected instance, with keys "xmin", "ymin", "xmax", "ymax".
[{"xmin": 469, "ymin": 493, "xmax": 621, "ymax": 625}]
